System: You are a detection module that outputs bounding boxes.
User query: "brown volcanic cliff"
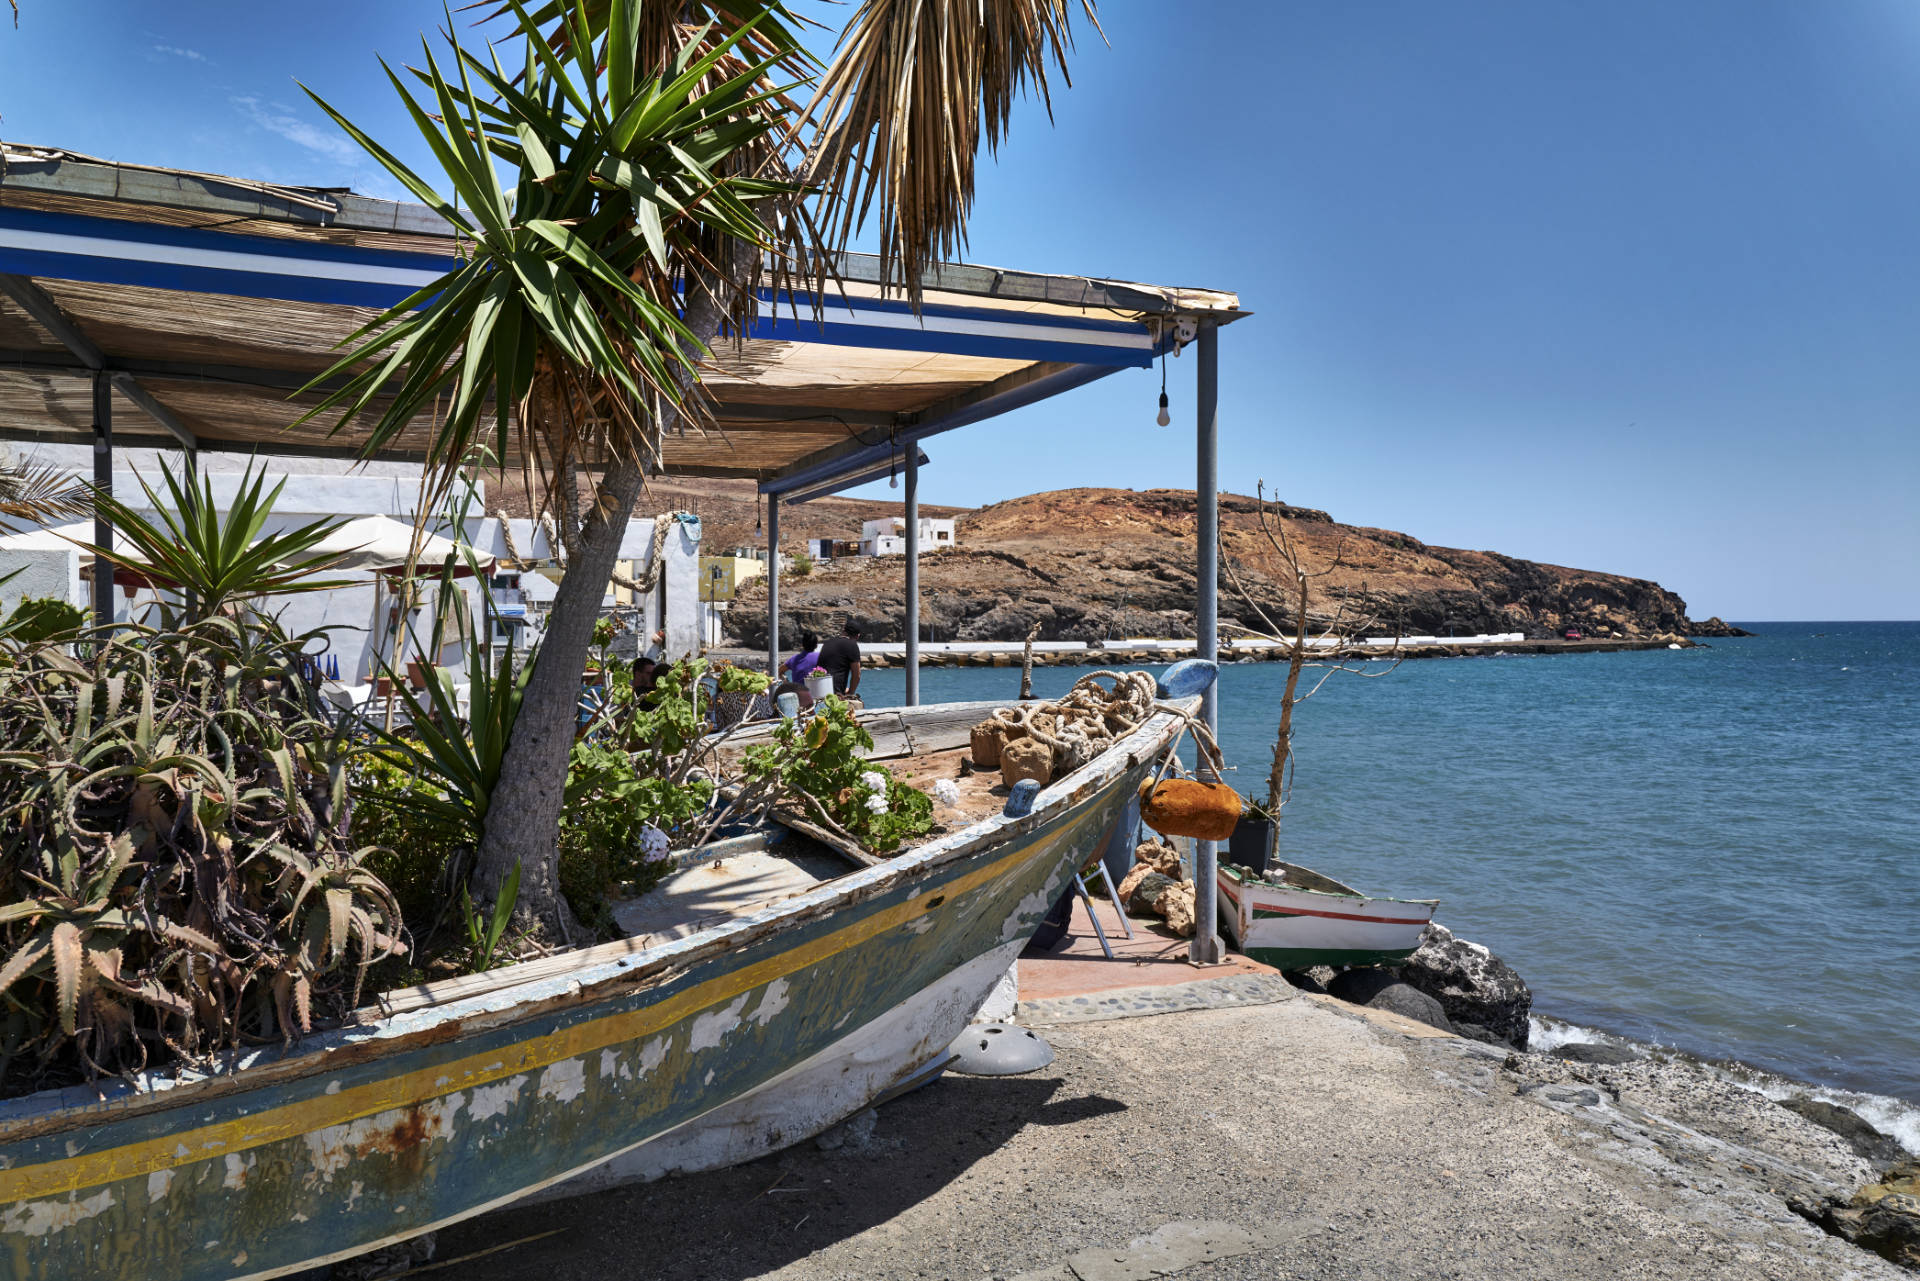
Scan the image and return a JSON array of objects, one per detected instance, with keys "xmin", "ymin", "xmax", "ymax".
[{"xmin": 723, "ymin": 486, "xmax": 1700, "ymax": 650}]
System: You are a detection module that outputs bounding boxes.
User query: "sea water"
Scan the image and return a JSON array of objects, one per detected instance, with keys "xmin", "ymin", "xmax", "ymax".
[{"xmin": 857, "ymin": 622, "xmax": 1920, "ymax": 1139}]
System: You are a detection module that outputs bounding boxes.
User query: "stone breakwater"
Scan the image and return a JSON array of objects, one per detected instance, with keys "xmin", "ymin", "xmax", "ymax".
[{"xmin": 1314, "ymin": 923, "xmax": 1920, "ymax": 1273}]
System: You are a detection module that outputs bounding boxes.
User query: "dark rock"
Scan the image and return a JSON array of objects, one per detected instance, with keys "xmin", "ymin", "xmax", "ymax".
[
  {"xmin": 1689, "ymin": 616, "xmax": 1755, "ymax": 637},
  {"xmin": 1394, "ymin": 923, "xmax": 1532, "ymax": 1050},
  {"xmin": 1126, "ymin": 872, "xmax": 1179, "ymax": 917},
  {"xmin": 1326, "ymin": 970, "xmax": 1454, "ymax": 1034},
  {"xmin": 1797, "ymin": 1160, "xmax": 1920, "ymax": 1270},
  {"xmin": 1367, "ymin": 983, "xmax": 1456, "ymax": 1034},
  {"xmin": 1451, "ymin": 1021, "xmax": 1515, "ymax": 1051},
  {"xmin": 1849, "ymin": 1187, "xmax": 1920, "ymax": 1272},
  {"xmin": 1553, "ymin": 1042, "xmax": 1641, "ymax": 1066},
  {"xmin": 1325, "ymin": 968, "xmax": 1398, "ymax": 1005},
  {"xmin": 1778, "ymin": 1097, "xmax": 1909, "ymax": 1166},
  {"xmin": 1282, "ymin": 965, "xmax": 1338, "ymax": 995}
]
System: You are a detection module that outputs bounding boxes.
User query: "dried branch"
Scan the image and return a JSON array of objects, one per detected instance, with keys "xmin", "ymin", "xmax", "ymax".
[{"xmin": 1219, "ymin": 480, "xmax": 1404, "ymax": 861}]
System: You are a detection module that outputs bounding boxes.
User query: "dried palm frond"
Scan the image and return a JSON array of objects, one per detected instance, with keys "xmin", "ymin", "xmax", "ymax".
[
  {"xmin": 800, "ymin": 0, "xmax": 1101, "ymax": 304},
  {"xmin": 0, "ymin": 455, "xmax": 90, "ymax": 533}
]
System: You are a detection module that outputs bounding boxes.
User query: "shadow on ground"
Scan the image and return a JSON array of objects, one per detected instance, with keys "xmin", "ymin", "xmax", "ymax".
[{"xmin": 427, "ymin": 1073, "xmax": 1114, "ymax": 1280}]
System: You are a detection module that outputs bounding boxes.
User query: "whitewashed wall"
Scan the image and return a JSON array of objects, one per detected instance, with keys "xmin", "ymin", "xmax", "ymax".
[{"xmin": 0, "ymin": 452, "xmax": 704, "ymax": 672}]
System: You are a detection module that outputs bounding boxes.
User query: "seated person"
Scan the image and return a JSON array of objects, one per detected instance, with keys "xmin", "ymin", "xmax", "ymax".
[{"xmin": 781, "ymin": 631, "xmax": 822, "ymax": 684}]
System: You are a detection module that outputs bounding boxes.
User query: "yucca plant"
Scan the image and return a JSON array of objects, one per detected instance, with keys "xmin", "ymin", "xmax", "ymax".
[
  {"xmin": 81, "ymin": 456, "xmax": 353, "ymax": 625},
  {"xmin": 359, "ymin": 633, "xmax": 534, "ymax": 850},
  {"xmin": 311, "ymin": 0, "xmax": 1097, "ymax": 938}
]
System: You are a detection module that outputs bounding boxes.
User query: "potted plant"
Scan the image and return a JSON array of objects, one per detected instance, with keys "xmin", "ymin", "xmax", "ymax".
[{"xmin": 1228, "ymin": 792, "xmax": 1275, "ymax": 876}]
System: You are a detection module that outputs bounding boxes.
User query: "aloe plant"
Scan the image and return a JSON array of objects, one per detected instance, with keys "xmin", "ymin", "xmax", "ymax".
[{"xmin": 0, "ymin": 603, "xmax": 403, "ymax": 1091}]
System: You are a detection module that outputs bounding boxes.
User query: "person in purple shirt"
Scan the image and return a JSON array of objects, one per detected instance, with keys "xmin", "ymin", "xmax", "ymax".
[{"xmin": 781, "ymin": 631, "xmax": 821, "ymax": 684}]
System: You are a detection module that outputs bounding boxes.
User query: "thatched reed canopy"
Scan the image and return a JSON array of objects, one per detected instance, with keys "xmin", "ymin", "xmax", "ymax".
[{"xmin": 0, "ymin": 145, "xmax": 1243, "ymax": 494}]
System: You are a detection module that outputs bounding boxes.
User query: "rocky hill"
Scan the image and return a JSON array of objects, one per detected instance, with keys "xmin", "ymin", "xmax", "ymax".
[{"xmin": 721, "ymin": 486, "xmax": 1714, "ymax": 650}]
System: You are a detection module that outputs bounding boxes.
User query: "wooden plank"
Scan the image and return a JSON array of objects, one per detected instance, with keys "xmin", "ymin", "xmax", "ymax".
[
  {"xmin": 900, "ymin": 701, "xmax": 1003, "ymax": 754},
  {"xmin": 369, "ymin": 931, "xmax": 661, "ymax": 1019},
  {"xmin": 770, "ymin": 812, "xmax": 884, "ymax": 868},
  {"xmin": 862, "ymin": 711, "xmax": 911, "ymax": 759}
]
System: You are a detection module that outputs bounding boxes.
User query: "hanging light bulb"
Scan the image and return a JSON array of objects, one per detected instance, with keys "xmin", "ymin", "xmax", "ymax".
[
  {"xmin": 889, "ymin": 449, "xmax": 898, "ymax": 488},
  {"xmin": 754, "ymin": 495, "xmax": 762, "ymax": 536},
  {"xmin": 1154, "ymin": 348, "xmax": 1171, "ymax": 426}
]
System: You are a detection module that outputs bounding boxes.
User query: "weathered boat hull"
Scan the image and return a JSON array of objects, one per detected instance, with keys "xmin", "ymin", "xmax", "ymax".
[
  {"xmin": 1216, "ymin": 861, "xmax": 1438, "ymax": 971},
  {"xmin": 0, "ymin": 705, "xmax": 1178, "ymax": 1281},
  {"xmin": 531, "ymin": 937, "xmax": 1024, "ymax": 1200}
]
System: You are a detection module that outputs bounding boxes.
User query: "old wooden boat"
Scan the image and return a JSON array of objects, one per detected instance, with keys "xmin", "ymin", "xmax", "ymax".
[
  {"xmin": 1216, "ymin": 860, "xmax": 1438, "ymax": 971},
  {"xmin": 0, "ymin": 695, "xmax": 1188, "ymax": 1281}
]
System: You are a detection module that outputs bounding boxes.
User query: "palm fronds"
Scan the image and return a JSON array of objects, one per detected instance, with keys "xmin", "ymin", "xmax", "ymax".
[
  {"xmin": 300, "ymin": 1, "xmax": 813, "ymax": 519},
  {"xmin": 801, "ymin": 0, "xmax": 1101, "ymax": 303},
  {"xmin": 0, "ymin": 455, "xmax": 90, "ymax": 533}
]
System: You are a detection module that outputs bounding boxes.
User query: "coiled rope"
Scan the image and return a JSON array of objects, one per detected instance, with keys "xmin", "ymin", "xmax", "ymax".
[{"xmin": 989, "ymin": 670, "xmax": 1226, "ymax": 780}]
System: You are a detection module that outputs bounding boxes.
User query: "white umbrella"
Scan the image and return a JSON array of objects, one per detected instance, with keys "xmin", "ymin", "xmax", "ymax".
[
  {"xmin": 5, "ymin": 516, "xmax": 494, "ymax": 578},
  {"xmin": 303, "ymin": 515, "xmax": 495, "ymax": 578}
]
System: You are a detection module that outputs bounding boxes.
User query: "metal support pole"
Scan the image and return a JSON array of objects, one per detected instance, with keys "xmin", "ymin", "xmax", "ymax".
[
  {"xmin": 765, "ymin": 493, "xmax": 781, "ymax": 679},
  {"xmin": 91, "ymin": 370, "xmax": 115, "ymax": 629},
  {"xmin": 1191, "ymin": 324, "xmax": 1223, "ymax": 965},
  {"xmin": 904, "ymin": 451, "xmax": 920, "ymax": 706}
]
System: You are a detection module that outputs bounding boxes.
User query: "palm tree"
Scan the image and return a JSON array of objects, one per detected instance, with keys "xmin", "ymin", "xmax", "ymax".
[
  {"xmin": 0, "ymin": 452, "xmax": 89, "ymax": 533},
  {"xmin": 308, "ymin": 0, "xmax": 1097, "ymax": 937}
]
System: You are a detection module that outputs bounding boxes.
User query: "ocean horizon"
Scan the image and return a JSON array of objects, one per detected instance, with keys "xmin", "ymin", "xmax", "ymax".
[{"xmin": 858, "ymin": 620, "xmax": 1920, "ymax": 1148}]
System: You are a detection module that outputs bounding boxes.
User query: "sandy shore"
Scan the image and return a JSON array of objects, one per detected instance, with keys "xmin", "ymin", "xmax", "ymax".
[{"xmin": 422, "ymin": 976, "xmax": 1902, "ymax": 1280}]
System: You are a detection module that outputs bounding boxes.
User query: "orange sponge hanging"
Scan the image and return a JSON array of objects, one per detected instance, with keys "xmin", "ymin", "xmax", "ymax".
[{"xmin": 1138, "ymin": 778, "xmax": 1243, "ymax": 842}]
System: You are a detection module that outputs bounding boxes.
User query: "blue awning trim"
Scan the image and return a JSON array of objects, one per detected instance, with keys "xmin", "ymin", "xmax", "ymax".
[{"xmin": 0, "ymin": 207, "xmax": 1155, "ymax": 367}]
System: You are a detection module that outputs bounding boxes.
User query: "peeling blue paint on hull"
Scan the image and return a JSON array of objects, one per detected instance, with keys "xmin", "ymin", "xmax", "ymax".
[{"xmin": 0, "ymin": 709, "xmax": 1177, "ymax": 1281}]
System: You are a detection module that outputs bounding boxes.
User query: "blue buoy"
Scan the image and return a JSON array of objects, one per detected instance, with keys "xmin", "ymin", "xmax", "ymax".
[
  {"xmin": 1155, "ymin": 658, "xmax": 1219, "ymax": 700},
  {"xmin": 1002, "ymin": 779, "xmax": 1042, "ymax": 818}
]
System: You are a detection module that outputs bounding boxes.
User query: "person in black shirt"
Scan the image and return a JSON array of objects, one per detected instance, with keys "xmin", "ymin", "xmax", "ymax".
[{"xmin": 817, "ymin": 621, "xmax": 863, "ymax": 696}]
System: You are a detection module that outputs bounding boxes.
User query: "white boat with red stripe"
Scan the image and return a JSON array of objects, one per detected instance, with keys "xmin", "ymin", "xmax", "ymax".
[{"xmin": 1217, "ymin": 861, "xmax": 1439, "ymax": 971}]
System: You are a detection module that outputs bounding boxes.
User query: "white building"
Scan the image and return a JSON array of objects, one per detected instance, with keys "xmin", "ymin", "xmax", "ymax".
[
  {"xmin": 859, "ymin": 516, "xmax": 956, "ymax": 557},
  {"xmin": 0, "ymin": 448, "xmax": 703, "ymax": 675}
]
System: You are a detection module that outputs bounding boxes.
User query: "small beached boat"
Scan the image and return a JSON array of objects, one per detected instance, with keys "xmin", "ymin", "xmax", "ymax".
[
  {"xmin": 1216, "ymin": 861, "xmax": 1438, "ymax": 971},
  {"xmin": 0, "ymin": 694, "xmax": 1192, "ymax": 1281}
]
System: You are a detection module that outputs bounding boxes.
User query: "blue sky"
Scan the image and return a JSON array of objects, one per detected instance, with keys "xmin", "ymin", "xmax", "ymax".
[{"xmin": 3, "ymin": 1, "xmax": 1916, "ymax": 620}]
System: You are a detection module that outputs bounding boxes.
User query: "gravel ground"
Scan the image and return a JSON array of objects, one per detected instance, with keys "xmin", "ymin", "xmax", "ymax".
[{"xmin": 424, "ymin": 985, "xmax": 1901, "ymax": 1281}]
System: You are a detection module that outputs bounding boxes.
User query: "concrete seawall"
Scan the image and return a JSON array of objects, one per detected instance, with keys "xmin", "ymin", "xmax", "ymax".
[{"xmin": 849, "ymin": 635, "xmax": 1696, "ymax": 669}]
